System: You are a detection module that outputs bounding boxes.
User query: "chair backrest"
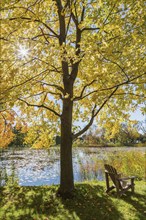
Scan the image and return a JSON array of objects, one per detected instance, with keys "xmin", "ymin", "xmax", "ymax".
[{"xmin": 104, "ymin": 164, "xmax": 122, "ymax": 188}]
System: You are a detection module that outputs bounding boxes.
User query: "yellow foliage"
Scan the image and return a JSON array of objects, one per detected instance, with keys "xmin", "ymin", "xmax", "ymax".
[
  {"xmin": 0, "ymin": 111, "xmax": 15, "ymax": 148},
  {"xmin": 25, "ymin": 124, "xmax": 55, "ymax": 149},
  {"xmin": 0, "ymin": 0, "xmax": 145, "ymax": 146}
]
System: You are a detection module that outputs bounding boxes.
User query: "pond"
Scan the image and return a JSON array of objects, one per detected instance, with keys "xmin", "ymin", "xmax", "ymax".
[{"xmin": 0, "ymin": 147, "xmax": 145, "ymax": 186}]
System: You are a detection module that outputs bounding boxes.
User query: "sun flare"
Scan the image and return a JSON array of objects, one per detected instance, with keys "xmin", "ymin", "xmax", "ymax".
[{"xmin": 17, "ymin": 45, "xmax": 29, "ymax": 59}]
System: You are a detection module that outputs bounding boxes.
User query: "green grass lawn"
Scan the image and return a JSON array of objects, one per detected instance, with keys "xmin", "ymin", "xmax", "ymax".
[{"xmin": 0, "ymin": 181, "xmax": 145, "ymax": 220}]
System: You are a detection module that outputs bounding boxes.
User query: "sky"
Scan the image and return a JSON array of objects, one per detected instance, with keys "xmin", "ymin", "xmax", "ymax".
[{"xmin": 130, "ymin": 108, "xmax": 145, "ymax": 121}]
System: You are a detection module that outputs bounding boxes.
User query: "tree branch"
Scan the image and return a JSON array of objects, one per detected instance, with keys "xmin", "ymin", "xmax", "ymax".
[
  {"xmin": 65, "ymin": 13, "xmax": 72, "ymax": 37},
  {"xmin": 73, "ymin": 72, "xmax": 145, "ymax": 138},
  {"xmin": 1, "ymin": 68, "xmax": 50, "ymax": 96},
  {"xmin": 82, "ymin": 27, "xmax": 100, "ymax": 32},
  {"xmin": 113, "ymin": 93, "xmax": 146, "ymax": 98},
  {"xmin": 101, "ymin": 56, "xmax": 130, "ymax": 81},
  {"xmin": 5, "ymin": 16, "xmax": 59, "ymax": 37},
  {"xmin": 103, "ymin": 1, "xmax": 118, "ymax": 25},
  {"xmin": 73, "ymin": 87, "xmax": 119, "ymax": 139},
  {"xmin": 81, "ymin": 5, "xmax": 85, "ymax": 22},
  {"xmin": 73, "ymin": 73, "xmax": 146, "ymax": 101},
  {"xmin": 73, "ymin": 80, "xmax": 97, "ymax": 101},
  {"xmin": 18, "ymin": 98, "xmax": 61, "ymax": 117},
  {"xmin": 38, "ymin": 81, "xmax": 65, "ymax": 94},
  {"xmin": 73, "ymin": 104, "xmax": 97, "ymax": 139}
]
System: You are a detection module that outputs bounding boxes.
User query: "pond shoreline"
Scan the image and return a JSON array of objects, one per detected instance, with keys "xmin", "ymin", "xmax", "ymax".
[
  {"xmin": 75, "ymin": 144, "xmax": 146, "ymax": 148},
  {"xmin": 0, "ymin": 146, "xmax": 145, "ymax": 186},
  {"xmin": 0, "ymin": 143, "xmax": 146, "ymax": 152}
]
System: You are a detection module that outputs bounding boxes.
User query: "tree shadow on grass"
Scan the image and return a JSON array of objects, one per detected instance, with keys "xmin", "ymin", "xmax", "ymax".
[
  {"xmin": 120, "ymin": 189, "xmax": 146, "ymax": 220},
  {"xmin": 0, "ymin": 183, "xmax": 145, "ymax": 220},
  {"xmin": 0, "ymin": 185, "xmax": 60, "ymax": 220},
  {"xmin": 60, "ymin": 183, "xmax": 124, "ymax": 220},
  {"xmin": 108, "ymin": 185, "xmax": 146, "ymax": 220},
  {"xmin": 0, "ymin": 184, "xmax": 123, "ymax": 220}
]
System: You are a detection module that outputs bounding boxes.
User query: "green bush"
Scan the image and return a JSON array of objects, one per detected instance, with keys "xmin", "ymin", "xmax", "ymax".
[{"xmin": 107, "ymin": 151, "xmax": 146, "ymax": 180}]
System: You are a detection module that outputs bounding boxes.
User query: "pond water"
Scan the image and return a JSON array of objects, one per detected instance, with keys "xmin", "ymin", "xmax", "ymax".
[{"xmin": 0, "ymin": 147, "xmax": 145, "ymax": 186}]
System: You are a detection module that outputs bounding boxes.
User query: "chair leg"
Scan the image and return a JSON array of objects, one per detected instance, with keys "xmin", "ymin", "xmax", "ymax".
[
  {"xmin": 131, "ymin": 185, "xmax": 134, "ymax": 193},
  {"xmin": 106, "ymin": 185, "xmax": 115, "ymax": 193},
  {"xmin": 131, "ymin": 179, "xmax": 135, "ymax": 193},
  {"xmin": 115, "ymin": 181, "xmax": 120, "ymax": 197},
  {"xmin": 105, "ymin": 172, "xmax": 110, "ymax": 192}
]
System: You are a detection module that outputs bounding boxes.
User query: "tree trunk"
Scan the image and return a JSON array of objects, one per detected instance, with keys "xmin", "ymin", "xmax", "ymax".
[{"xmin": 58, "ymin": 98, "xmax": 74, "ymax": 198}]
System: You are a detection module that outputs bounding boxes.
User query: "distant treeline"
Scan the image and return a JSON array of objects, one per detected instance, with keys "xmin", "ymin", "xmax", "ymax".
[{"xmin": 7, "ymin": 120, "xmax": 146, "ymax": 148}]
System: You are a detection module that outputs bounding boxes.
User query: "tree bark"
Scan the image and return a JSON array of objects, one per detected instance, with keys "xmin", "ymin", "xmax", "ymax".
[{"xmin": 58, "ymin": 97, "xmax": 74, "ymax": 197}]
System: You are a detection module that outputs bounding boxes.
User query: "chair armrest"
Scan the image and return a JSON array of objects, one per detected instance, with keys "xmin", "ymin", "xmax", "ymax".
[
  {"xmin": 118, "ymin": 176, "xmax": 136, "ymax": 181},
  {"xmin": 117, "ymin": 172, "xmax": 123, "ymax": 176},
  {"xmin": 117, "ymin": 173, "xmax": 123, "ymax": 177}
]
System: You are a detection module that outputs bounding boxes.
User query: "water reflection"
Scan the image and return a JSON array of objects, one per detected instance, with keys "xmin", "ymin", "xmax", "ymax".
[{"xmin": 0, "ymin": 147, "xmax": 145, "ymax": 186}]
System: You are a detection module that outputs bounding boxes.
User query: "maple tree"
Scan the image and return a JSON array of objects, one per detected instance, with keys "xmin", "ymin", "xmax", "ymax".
[
  {"xmin": 0, "ymin": 110, "xmax": 15, "ymax": 148},
  {"xmin": 0, "ymin": 109, "xmax": 27, "ymax": 148},
  {"xmin": 0, "ymin": 0, "xmax": 145, "ymax": 196}
]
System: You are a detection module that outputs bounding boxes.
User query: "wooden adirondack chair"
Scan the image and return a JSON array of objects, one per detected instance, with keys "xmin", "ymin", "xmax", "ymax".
[{"xmin": 104, "ymin": 164, "xmax": 135, "ymax": 197}]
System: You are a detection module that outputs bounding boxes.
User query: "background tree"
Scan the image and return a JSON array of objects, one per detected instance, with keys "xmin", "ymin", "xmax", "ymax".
[
  {"xmin": 1, "ymin": 0, "xmax": 145, "ymax": 197},
  {"xmin": 107, "ymin": 121, "xmax": 141, "ymax": 145},
  {"xmin": 0, "ymin": 110, "xmax": 15, "ymax": 148},
  {"xmin": 0, "ymin": 109, "xmax": 27, "ymax": 148},
  {"xmin": 9, "ymin": 123, "xmax": 28, "ymax": 147},
  {"xmin": 136, "ymin": 120, "xmax": 146, "ymax": 143}
]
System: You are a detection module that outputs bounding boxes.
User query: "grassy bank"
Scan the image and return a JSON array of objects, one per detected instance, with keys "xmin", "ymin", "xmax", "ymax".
[
  {"xmin": 0, "ymin": 181, "xmax": 145, "ymax": 220},
  {"xmin": 76, "ymin": 143, "xmax": 146, "ymax": 148}
]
